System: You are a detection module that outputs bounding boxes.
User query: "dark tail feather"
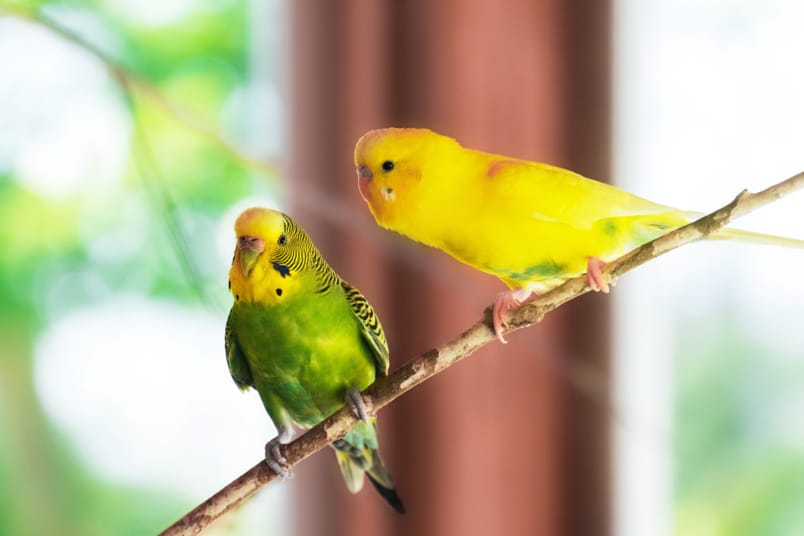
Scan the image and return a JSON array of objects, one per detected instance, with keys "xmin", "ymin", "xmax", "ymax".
[
  {"xmin": 332, "ymin": 435, "xmax": 405, "ymax": 514},
  {"xmin": 367, "ymin": 474, "xmax": 405, "ymax": 514},
  {"xmin": 333, "ymin": 420, "xmax": 405, "ymax": 514}
]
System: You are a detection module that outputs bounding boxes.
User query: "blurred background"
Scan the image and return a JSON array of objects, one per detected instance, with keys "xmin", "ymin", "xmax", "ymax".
[{"xmin": 1, "ymin": 1, "xmax": 803, "ymax": 535}]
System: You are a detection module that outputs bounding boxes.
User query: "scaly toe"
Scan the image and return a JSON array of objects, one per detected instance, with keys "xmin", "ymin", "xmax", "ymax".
[
  {"xmin": 492, "ymin": 294, "xmax": 510, "ymax": 344},
  {"xmin": 346, "ymin": 387, "xmax": 371, "ymax": 422},
  {"xmin": 492, "ymin": 289, "xmax": 536, "ymax": 344},
  {"xmin": 265, "ymin": 437, "xmax": 291, "ymax": 479},
  {"xmin": 586, "ymin": 257, "xmax": 610, "ymax": 293}
]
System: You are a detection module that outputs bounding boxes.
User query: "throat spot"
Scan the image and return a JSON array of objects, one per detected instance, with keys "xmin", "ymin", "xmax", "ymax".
[{"xmin": 272, "ymin": 262, "xmax": 291, "ymax": 278}]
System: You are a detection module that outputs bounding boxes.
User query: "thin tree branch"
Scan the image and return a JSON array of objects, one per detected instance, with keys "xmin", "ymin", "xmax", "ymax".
[{"xmin": 160, "ymin": 171, "xmax": 804, "ymax": 535}]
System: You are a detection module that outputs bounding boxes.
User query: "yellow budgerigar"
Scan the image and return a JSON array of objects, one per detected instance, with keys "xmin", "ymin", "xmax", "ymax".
[{"xmin": 354, "ymin": 127, "xmax": 804, "ymax": 342}]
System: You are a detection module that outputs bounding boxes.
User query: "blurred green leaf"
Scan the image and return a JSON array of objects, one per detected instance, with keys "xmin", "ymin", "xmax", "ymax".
[{"xmin": 0, "ymin": 1, "xmax": 270, "ymax": 532}]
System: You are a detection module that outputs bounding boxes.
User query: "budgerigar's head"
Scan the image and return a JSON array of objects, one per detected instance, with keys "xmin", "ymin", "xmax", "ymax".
[
  {"xmin": 231, "ymin": 207, "xmax": 289, "ymax": 278},
  {"xmin": 354, "ymin": 128, "xmax": 459, "ymax": 230},
  {"xmin": 229, "ymin": 207, "xmax": 324, "ymax": 304}
]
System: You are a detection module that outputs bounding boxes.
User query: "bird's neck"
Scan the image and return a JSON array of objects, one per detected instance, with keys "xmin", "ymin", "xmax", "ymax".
[{"xmin": 229, "ymin": 256, "xmax": 324, "ymax": 306}]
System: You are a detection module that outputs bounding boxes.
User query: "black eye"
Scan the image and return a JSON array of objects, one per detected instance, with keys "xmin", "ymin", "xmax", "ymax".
[
  {"xmin": 381, "ymin": 160, "xmax": 394, "ymax": 172},
  {"xmin": 277, "ymin": 234, "xmax": 287, "ymax": 246}
]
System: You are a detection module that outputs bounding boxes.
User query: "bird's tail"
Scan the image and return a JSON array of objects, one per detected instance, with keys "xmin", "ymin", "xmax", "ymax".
[
  {"xmin": 711, "ymin": 227, "xmax": 804, "ymax": 248},
  {"xmin": 332, "ymin": 419, "xmax": 405, "ymax": 514}
]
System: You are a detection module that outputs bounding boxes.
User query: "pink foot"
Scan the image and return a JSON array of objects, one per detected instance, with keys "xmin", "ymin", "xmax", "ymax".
[
  {"xmin": 586, "ymin": 257, "xmax": 610, "ymax": 293},
  {"xmin": 492, "ymin": 288, "xmax": 537, "ymax": 344}
]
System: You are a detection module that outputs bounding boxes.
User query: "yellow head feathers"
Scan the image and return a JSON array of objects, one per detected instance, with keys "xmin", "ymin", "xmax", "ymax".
[{"xmin": 234, "ymin": 207, "xmax": 286, "ymax": 243}]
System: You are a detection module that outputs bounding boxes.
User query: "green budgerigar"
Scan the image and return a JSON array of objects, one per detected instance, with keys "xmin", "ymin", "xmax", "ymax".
[{"xmin": 225, "ymin": 207, "xmax": 404, "ymax": 513}]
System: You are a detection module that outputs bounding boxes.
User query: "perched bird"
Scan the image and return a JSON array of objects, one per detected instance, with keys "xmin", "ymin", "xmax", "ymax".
[
  {"xmin": 354, "ymin": 127, "xmax": 804, "ymax": 342},
  {"xmin": 226, "ymin": 207, "xmax": 404, "ymax": 513}
]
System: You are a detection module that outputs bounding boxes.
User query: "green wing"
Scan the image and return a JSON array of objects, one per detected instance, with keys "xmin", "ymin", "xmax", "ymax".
[
  {"xmin": 225, "ymin": 309, "xmax": 254, "ymax": 390},
  {"xmin": 342, "ymin": 282, "xmax": 390, "ymax": 376}
]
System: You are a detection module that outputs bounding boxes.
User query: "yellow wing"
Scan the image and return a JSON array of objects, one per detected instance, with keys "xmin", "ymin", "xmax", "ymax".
[
  {"xmin": 476, "ymin": 153, "xmax": 689, "ymax": 229},
  {"xmin": 422, "ymin": 151, "xmax": 692, "ymax": 289}
]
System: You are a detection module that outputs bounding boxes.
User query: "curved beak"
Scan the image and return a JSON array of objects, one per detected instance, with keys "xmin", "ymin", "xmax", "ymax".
[
  {"xmin": 237, "ymin": 235, "xmax": 264, "ymax": 276},
  {"xmin": 356, "ymin": 166, "xmax": 373, "ymax": 202},
  {"xmin": 357, "ymin": 165, "xmax": 373, "ymax": 180}
]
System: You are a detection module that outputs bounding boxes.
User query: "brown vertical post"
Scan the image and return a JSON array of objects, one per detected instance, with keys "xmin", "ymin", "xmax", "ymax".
[
  {"xmin": 289, "ymin": 1, "xmax": 612, "ymax": 535},
  {"xmin": 556, "ymin": 2, "xmax": 613, "ymax": 535}
]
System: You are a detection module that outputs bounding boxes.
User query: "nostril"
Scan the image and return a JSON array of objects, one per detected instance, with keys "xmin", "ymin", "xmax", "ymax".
[
  {"xmin": 357, "ymin": 166, "xmax": 373, "ymax": 180},
  {"xmin": 238, "ymin": 236, "xmax": 264, "ymax": 252}
]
